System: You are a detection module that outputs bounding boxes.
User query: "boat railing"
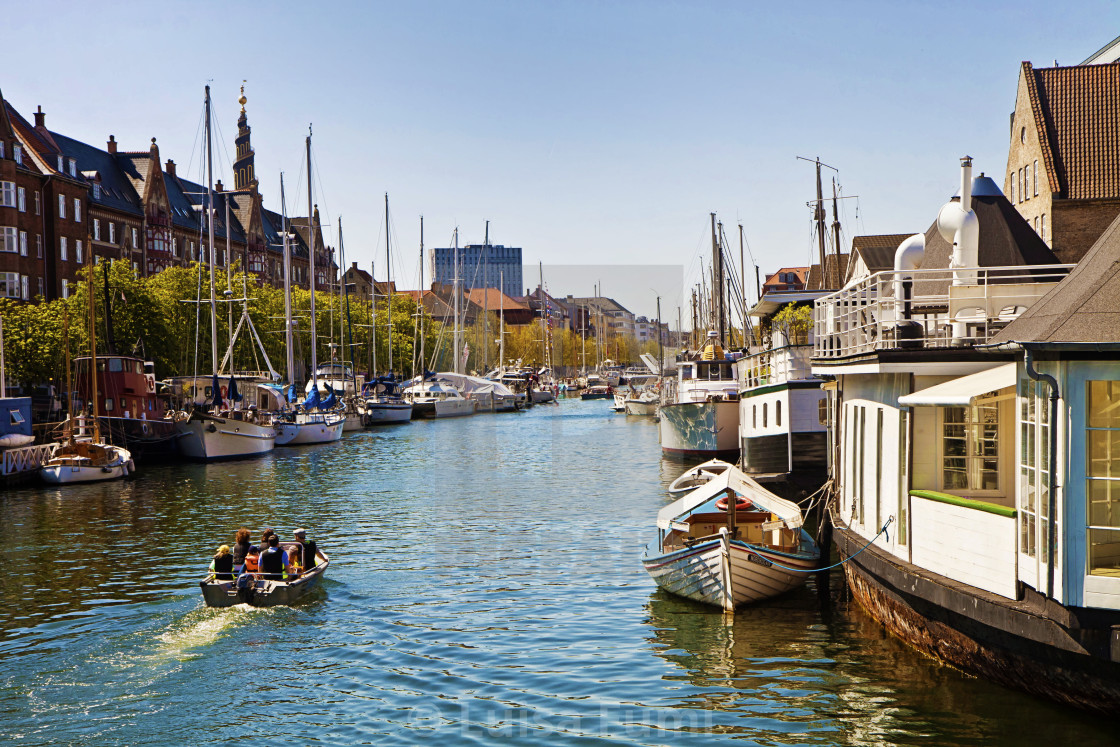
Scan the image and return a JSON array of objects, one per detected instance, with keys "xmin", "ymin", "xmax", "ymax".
[
  {"xmin": 3, "ymin": 443, "xmax": 54, "ymax": 476},
  {"xmin": 737, "ymin": 345, "xmax": 814, "ymax": 389},
  {"xmin": 812, "ymin": 264, "xmax": 1073, "ymax": 359}
]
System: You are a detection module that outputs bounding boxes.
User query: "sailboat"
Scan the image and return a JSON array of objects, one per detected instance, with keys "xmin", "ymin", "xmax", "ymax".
[
  {"xmin": 403, "ymin": 226, "xmax": 476, "ymax": 418},
  {"xmin": 174, "ymin": 86, "xmax": 278, "ymax": 460},
  {"xmin": 276, "ymin": 130, "xmax": 345, "ymax": 445},
  {"xmin": 42, "ymin": 244, "xmax": 134, "ymax": 484},
  {"xmin": 362, "ymin": 193, "xmax": 412, "ymax": 424}
]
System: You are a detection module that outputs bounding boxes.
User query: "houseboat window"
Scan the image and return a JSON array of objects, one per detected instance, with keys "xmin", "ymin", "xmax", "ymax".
[
  {"xmin": 1019, "ymin": 378, "xmax": 1049, "ymax": 561},
  {"xmin": 859, "ymin": 406, "xmax": 866, "ymax": 522},
  {"xmin": 819, "ymin": 398, "xmax": 828, "ymax": 426},
  {"xmin": 108, "ymin": 358, "xmax": 123, "ymax": 372},
  {"xmin": 1087, "ymin": 380, "xmax": 1120, "ymax": 576},
  {"xmin": 104, "ymin": 398, "xmax": 114, "ymax": 412},
  {"xmin": 942, "ymin": 401, "xmax": 999, "ymax": 492},
  {"xmin": 776, "ymin": 400, "xmax": 782, "ymax": 427},
  {"xmin": 10, "ymin": 409, "xmax": 24, "ymax": 425},
  {"xmin": 763, "ymin": 403, "xmax": 767, "ymax": 428},
  {"xmin": 898, "ymin": 410, "xmax": 908, "ymax": 544},
  {"xmin": 752, "ymin": 405, "xmax": 756, "ymax": 428},
  {"xmin": 119, "ymin": 398, "xmax": 126, "ymax": 411}
]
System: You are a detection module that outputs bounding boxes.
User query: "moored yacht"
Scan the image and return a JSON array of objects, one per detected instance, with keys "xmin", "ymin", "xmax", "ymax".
[
  {"xmin": 403, "ymin": 378, "xmax": 476, "ymax": 419},
  {"xmin": 658, "ymin": 331, "xmax": 740, "ymax": 460}
]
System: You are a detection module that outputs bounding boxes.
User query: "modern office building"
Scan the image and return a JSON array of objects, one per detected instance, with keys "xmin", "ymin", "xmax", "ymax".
[{"xmin": 430, "ymin": 243, "xmax": 521, "ymax": 298}]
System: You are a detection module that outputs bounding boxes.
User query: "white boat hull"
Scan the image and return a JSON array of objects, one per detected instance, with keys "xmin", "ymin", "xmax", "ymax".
[
  {"xmin": 275, "ymin": 417, "xmax": 345, "ymax": 445},
  {"xmin": 175, "ymin": 416, "xmax": 276, "ymax": 460},
  {"xmin": 643, "ymin": 536, "xmax": 816, "ymax": 609},
  {"xmin": 412, "ymin": 398, "xmax": 476, "ymax": 419},
  {"xmin": 362, "ymin": 402, "xmax": 413, "ymax": 424},
  {"xmin": 658, "ymin": 399, "xmax": 739, "ymax": 458},
  {"xmin": 40, "ymin": 445, "xmax": 134, "ymax": 484},
  {"xmin": 625, "ymin": 398, "xmax": 658, "ymax": 416}
]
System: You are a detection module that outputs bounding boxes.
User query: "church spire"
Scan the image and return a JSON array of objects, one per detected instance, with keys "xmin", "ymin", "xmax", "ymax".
[{"xmin": 234, "ymin": 81, "xmax": 255, "ymax": 190}]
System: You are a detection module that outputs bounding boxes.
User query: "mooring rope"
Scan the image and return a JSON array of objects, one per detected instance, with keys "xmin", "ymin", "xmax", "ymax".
[{"xmin": 747, "ymin": 515, "xmax": 894, "ymax": 574}]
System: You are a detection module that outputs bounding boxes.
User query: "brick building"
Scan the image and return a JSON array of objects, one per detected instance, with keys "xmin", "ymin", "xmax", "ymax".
[
  {"xmin": 0, "ymin": 87, "xmax": 333, "ymax": 303},
  {"xmin": 1005, "ymin": 60, "xmax": 1120, "ymax": 263}
]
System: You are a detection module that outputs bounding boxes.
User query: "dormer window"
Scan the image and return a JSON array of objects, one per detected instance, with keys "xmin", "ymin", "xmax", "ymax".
[
  {"xmin": 68, "ymin": 158, "xmax": 76, "ymax": 177},
  {"xmin": 56, "ymin": 155, "xmax": 63, "ymax": 172},
  {"xmin": 92, "ymin": 183, "xmax": 101, "ymax": 200},
  {"xmin": 13, "ymin": 145, "xmax": 21, "ymax": 166}
]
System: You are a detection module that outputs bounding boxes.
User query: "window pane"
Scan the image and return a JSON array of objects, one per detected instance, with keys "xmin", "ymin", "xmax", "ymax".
[
  {"xmin": 1088, "ymin": 478, "xmax": 1120, "ymax": 528},
  {"xmin": 1088, "ymin": 527, "xmax": 1120, "ymax": 576},
  {"xmin": 1088, "ymin": 430, "xmax": 1120, "ymax": 478},
  {"xmin": 1088, "ymin": 380, "xmax": 1120, "ymax": 428}
]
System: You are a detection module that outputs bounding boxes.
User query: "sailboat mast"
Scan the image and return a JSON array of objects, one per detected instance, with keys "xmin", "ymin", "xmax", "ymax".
[
  {"xmin": 205, "ymin": 86, "xmax": 219, "ymax": 379},
  {"xmin": 831, "ymin": 177, "xmax": 842, "ymax": 289},
  {"xmin": 453, "ymin": 227, "xmax": 461, "ymax": 374},
  {"xmin": 418, "ymin": 215, "xmax": 425, "ymax": 377},
  {"xmin": 499, "ymin": 269, "xmax": 505, "ymax": 371},
  {"xmin": 538, "ymin": 261, "xmax": 545, "ymax": 366},
  {"xmin": 483, "ymin": 220, "xmax": 489, "ymax": 370},
  {"xmin": 306, "ymin": 128, "xmax": 318, "ymax": 395},
  {"xmin": 815, "ymin": 157, "xmax": 827, "ymax": 279},
  {"xmin": 224, "ymin": 193, "xmax": 234, "ymax": 373},
  {"xmin": 370, "ymin": 259, "xmax": 377, "ymax": 376},
  {"xmin": 62, "ymin": 310, "xmax": 70, "ymax": 437},
  {"xmin": 340, "ymin": 217, "xmax": 356, "ymax": 394},
  {"xmin": 656, "ymin": 296, "xmax": 663, "ymax": 383},
  {"xmin": 385, "ymin": 193, "xmax": 393, "ymax": 376},
  {"xmin": 86, "ymin": 231, "xmax": 100, "ymax": 442},
  {"xmin": 280, "ymin": 174, "xmax": 294, "ymax": 387}
]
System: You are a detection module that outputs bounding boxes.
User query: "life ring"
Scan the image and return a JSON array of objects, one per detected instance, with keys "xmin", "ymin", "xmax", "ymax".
[{"xmin": 716, "ymin": 494, "xmax": 751, "ymax": 511}]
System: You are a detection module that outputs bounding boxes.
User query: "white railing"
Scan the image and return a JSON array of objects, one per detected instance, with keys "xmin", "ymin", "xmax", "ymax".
[
  {"xmin": 737, "ymin": 345, "xmax": 815, "ymax": 390},
  {"xmin": 813, "ymin": 264, "xmax": 1073, "ymax": 359},
  {"xmin": 2, "ymin": 443, "xmax": 54, "ymax": 476}
]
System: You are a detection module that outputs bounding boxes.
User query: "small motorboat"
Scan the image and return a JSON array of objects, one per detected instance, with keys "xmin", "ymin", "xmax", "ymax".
[
  {"xmin": 580, "ymin": 385, "xmax": 613, "ymax": 400},
  {"xmin": 667, "ymin": 458, "xmax": 734, "ymax": 495},
  {"xmin": 625, "ymin": 388, "xmax": 660, "ymax": 416},
  {"xmin": 200, "ymin": 550, "xmax": 330, "ymax": 608},
  {"xmin": 643, "ymin": 464, "xmax": 819, "ymax": 611}
]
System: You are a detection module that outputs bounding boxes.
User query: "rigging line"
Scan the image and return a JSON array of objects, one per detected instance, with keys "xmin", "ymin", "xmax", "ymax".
[
  {"xmin": 308, "ymin": 140, "xmax": 333, "ymax": 246},
  {"xmin": 184, "ymin": 103, "xmax": 206, "ymax": 190}
]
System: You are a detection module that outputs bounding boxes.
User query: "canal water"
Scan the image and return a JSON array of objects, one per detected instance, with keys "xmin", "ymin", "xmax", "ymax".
[{"xmin": 0, "ymin": 399, "xmax": 1115, "ymax": 745}]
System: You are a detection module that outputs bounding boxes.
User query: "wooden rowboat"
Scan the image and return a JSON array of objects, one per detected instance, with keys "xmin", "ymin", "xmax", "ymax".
[{"xmin": 643, "ymin": 465, "xmax": 819, "ymax": 611}]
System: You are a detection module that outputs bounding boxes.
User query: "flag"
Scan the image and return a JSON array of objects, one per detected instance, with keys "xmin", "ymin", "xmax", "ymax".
[{"xmin": 462, "ymin": 343, "xmax": 470, "ymax": 367}]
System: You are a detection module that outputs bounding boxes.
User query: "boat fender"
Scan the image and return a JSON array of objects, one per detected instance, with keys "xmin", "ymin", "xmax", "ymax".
[
  {"xmin": 206, "ymin": 423, "xmax": 217, "ymax": 433},
  {"xmin": 101, "ymin": 466, "xmax": 113, "ymax": 473},
  {"xmin": 715, "ymin": 495, "xmax": 751, "ymax": 511},
  {"xmin": 127, "ymin": 459, "xmax": 135, "ymax": 473}
]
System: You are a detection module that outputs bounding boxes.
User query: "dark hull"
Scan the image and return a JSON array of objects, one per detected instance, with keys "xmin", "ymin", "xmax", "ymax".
[
  {"xmin": 98, "ymin": 416, "xmax": 181, "ymax": 461},
  {"xmin": 741, "ymin": 432, "xmax": 828, "ymax": 491},
  {"xmin": 580, "ymin": 392, "xmax": 613, "ymax": 400},
  {"xmin": 834, "ymin": 522, "xmax": 1120, "ymax": 716},
  {"xmin": 412, "ymin": 402, "xmax": 436, "ymax": 419}
]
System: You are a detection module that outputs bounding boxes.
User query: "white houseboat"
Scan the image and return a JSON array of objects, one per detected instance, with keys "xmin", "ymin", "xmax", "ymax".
[
  {"xmin": 737, "ymin": 290, "xmax": 831, "ymax": 491},
  {"xmin": 658, "ymin": 332, "xmax": 739, "ymax": 460},
  {"xmin": 813, "ymin": 157, "xmax": 1120, "ymax": 714}
]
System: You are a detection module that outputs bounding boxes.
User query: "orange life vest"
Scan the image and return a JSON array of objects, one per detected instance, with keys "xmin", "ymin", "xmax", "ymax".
[{"xmin": 244, "ymin": 553, "xmax": 260, "ymax": 573}]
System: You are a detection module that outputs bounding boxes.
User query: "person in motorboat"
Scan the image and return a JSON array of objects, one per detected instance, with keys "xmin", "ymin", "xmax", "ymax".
[
  {"xmin": 286, "ymin": 546, "xmax": 303, "ymax": 578},
  {"xmin": 243, "ymin": 545, "xmax": 261, "ymax": 576},
  {"xmin": 259, "ymin": 528, "xmax": 277, "ymax": 551},
  {"xmin": 259, "ymin": 535, "xmax": 288, "ymax": 581},
  {"xmin": 209, "ymin": 545, "xmax": 234, "ymax": 581},
  {"xmin": 293, "ymin": 528, "xmax": 318, "ymax": 572},
  {"xmin": 231, "ymin": 528, "xmax": 252, "ymax": 574}
]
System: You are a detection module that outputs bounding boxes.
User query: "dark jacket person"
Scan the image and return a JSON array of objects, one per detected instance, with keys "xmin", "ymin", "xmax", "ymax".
[{"xmin": 259, "ymin": 535, "xmax": 287, "ymax": 581}]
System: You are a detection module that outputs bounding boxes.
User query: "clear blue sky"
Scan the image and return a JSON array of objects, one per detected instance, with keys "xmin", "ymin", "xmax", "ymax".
[{"xmin": 4, "ymin": 1, "xmax": 1117, "ymax": 319}]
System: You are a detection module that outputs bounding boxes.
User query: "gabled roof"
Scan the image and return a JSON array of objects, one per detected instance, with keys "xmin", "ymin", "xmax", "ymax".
[
  {"xmin": 763, "ymin": 266, "xmax": 809, "ymax": 286},
  {"xmin": 50, "ymin": 131, "xmax": 142, "ymax": 215},
  {"xmin": 851, "ymin": 234, "xmax": 915, "ymax": 273},
  {"xmin": 990, "ymin": 208, "xmax": 1120, "ymax": 344},
  {"xmin": 1022, "ymin": 60, "xmax": 1120, "ymax": 200},
  {"xmin": 806, "ymin": 254, "xmax": 850, "ymax": 290}
]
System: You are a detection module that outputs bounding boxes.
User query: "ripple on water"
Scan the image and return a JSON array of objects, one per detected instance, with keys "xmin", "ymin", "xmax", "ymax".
[{"xmin": 0, "ymin": 401, "xmax": 1117, "ymax": 745}]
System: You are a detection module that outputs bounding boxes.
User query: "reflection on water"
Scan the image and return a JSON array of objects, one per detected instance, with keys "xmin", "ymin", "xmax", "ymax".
[{"xmin": 0, "ymin": 399, "xmax": 1115, "ymax": 745}]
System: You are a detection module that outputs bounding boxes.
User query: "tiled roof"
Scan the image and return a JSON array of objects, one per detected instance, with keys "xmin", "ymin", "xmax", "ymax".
[
  {"xmin": 1025, "ymin": 60, "xmax": 1120, "ymax": 200},
  {"xmin": 806, "ymin": 254, "xmax": 850, "ymax": 290},
  {"xmin": 763, "ymin": 266, "xmax": 809, "ymax": 286},
  {"xmin": 991, "ymin": 208, "xmax": 1120, "ymax": 343},
  {"xmin": 466, "ymin": 288, "xmax": 528, "ymax": 311},
  {"xmin": 851, "ymin": 234, "xmax": 914, "ymax": 272}
]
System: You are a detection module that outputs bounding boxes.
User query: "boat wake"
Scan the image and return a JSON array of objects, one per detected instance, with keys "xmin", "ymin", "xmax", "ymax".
[{"xmin": 154, "ymin": 604, "xmax": 275, "ymax": 661}]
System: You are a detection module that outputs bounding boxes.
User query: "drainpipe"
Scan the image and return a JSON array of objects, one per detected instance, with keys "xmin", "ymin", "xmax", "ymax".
[{"xmin": 1024, "ymin": 345, "xmax": 1059, "ymax": 599}]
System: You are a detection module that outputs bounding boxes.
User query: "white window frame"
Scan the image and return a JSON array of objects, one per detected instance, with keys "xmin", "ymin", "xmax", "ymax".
[
  {"xmin": 93, "ymin": 218, "xmax": 100, "ymax": 241},
  {"xmin": 73, "ymin": 198, "xmax": 81, "ymax": 222},
  {"xmin": 92, "ymin": 183, "xmax": 101, "ymax": 200},
  {"xmin": 17, "ymin": 187, "xmax": 25, "ymax": 212},
  {"xmin": 68, "ymin": 158, "xmax": 76, "ymax": 178},
  {"xmin": 19, "ymin": 231, "xmax": 26, "ymax": 257},
  {"xmin": 1024, "ymin": 164, "xmax": 1031, "ymax": 201},
  {"xmin": 61, "ymin": 279, "xmax": 69, "ymax": 298},
  {"xmin": 56, "ymin": 155, "xmax": 63, "ymax": 172},
  {"xmin": 0, "ymin": 227, "xmax": 16, "ymax": 253},
  {"xmin": 109, "ymin": 222, "xmax": 116, "ymax": 244},
  {"xmin": 76, "ymin": 239, "xmax": 83, "ymax": 264},
  {"xmin": 0, "ymin": 271, "xmax": 20, "ymax": 298},
  {"xmin": 1034, "ymin": 159, "xmax": 1039, "ymax": 196},
  {"xmin": 58, "ymin": 194, "xmax": 66, "ymax": 219},
  {"xmin": 35, "ymin": 234, "xmax": 42, "ymax": 258},
  {"xmin": 939, "ymin": 399, "xmax": 1002, "ymax": 496},
  {"xmin": 131, "ymin": 227, "xmax": 138, "ymax": 247},
  {"xmin": 60, "ymin": 236, "xmax": 67, "ymax": 261},
  {"xmin": 21, "ymin": 275, "xmax": 28, "ymax": 301},
  {"xmin": 0, "ymin": 181, "xmax": 15, "ymax": 208},
  {"xmin": 34, "ymin": 191, "xmax": 40, "ymax": 216},
  {"xmin": 12, "ymin": 144, "xmax": 19, "ymax": 166}
]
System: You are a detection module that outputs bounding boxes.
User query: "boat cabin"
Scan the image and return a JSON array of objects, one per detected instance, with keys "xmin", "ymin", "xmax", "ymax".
[{"xmin": 75, "ymin": 355, "xmax": 166, "ymax": 419}]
